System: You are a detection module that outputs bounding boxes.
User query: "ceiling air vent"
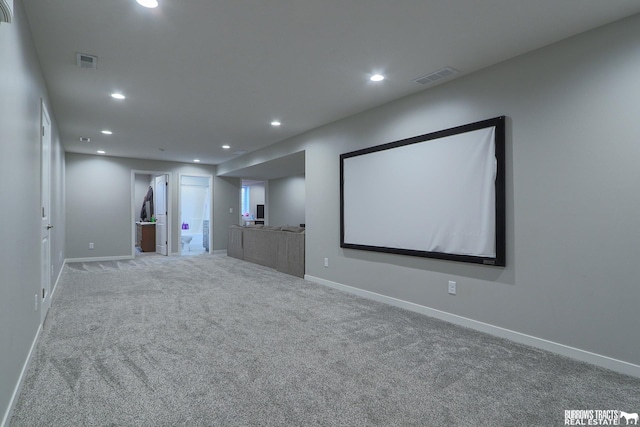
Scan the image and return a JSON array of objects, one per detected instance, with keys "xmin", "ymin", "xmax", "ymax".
[
  {"xmin": 79, "ymin": 137, "xmax": 91, "ymax": 143},
  {"xmin": 413, "ymin": 67, "xmax": 459, "ymax": 86},
  {"xmin": 76, "ymin": 53, "xmax": 98, "ymax": 70},
  {"xmin": 0, "ymin": 0, "xmax": 13, "ymax": 24}
]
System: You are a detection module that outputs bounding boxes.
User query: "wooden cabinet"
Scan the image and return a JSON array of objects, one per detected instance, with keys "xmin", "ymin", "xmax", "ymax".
[{"xmin": 136, "ymin": 222, "xmax": 156, "ymax": 252}]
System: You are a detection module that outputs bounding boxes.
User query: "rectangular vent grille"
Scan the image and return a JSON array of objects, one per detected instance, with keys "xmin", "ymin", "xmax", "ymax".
[
  {"xmin": 413, "ymin": 67, "xmax": 459, "ymax": 86},
  {"xmin": 76, "ymin": 53, "xmax": 98, "ymax": 70}
]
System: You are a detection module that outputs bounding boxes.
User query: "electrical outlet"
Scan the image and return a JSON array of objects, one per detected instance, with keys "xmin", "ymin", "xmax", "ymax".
[
  {"xmin": 89, "ymin": 243, "xmax": 94, "ymax": 249},
  {"xmin": 229, "ymin": 207, "xmax": 233, "ymax": 213},
  {"xmin": 34, "ymin": 294, "xmax": 38, "ymax": 311},
  {"xmin": 324, "ymin": 257, "xmax": 329, "ymax": 268},
  {"xmin": 448, "ymin": 280, "xmax": 457, "ymax": 295}
]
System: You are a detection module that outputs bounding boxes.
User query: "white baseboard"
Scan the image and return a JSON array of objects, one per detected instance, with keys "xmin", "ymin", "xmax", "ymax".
[
  {"xmin": 305, "ymin": 275, "xmax": 640, "ymax": 379},
  {"xmin": 1, "ymin": 324, "xmax": 42, "ymax": 427},
  {"xmin": 50, "ymin": 259, "xmax": 66, "ymax": 299},
  {"xmin": 65, "ymin": 255, "xmax": 134, "ymax": 263},
  {"xmin": 3, "ymin": 261, "xmax": 69, "ymax": 426}
]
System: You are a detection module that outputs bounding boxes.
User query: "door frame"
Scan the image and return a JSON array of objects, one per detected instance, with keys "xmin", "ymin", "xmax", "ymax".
[
  {"xmin": 178, "ymin": 173, "xmax": 213, "ymax": 255},
  {"xmin": 40, "ymin": 100, "xmax": 52, "ymax": 324},
  {"xmin": 154, "ymin": 174, "xmax": 168, "ymax": 255},
  {"xmin": 130, "ymin": 170, "xmax": 172, "ymax": 257}
]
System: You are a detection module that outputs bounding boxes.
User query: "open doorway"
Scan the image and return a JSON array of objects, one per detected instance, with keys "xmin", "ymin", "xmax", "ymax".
[
  {"xmin": 132, "ymin": 171, "xmax": 171, "ymax": 257},
  {"xmin": 179, "ymin": 174, "xmax": 212, "ymax": 255},
  {"xmin": 241, "ymin": 179, "xmax": 266, "ymax": 225}
]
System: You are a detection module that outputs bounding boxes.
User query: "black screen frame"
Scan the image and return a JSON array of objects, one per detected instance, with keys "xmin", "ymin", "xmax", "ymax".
[{"xmin": 340, "ymin": 116, "xmax": 506, "ymax": 266}]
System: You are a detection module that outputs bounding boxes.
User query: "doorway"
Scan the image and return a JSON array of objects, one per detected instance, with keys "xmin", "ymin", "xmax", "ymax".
[
  {"xmin": 241, "ymin": 180, "xmax": 266, "ymax": 225},
  {"xmin": 179, "ymin": 174, "xmax": 212, "ymax": 255},
  {"xmin": 132, "ymin": 171, "xmax": 171, "ymax": 257}
]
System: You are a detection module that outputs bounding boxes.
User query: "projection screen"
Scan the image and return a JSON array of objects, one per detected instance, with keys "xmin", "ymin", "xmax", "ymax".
[{"xmin": 340, "ymin": 116, "xmax": 505, "ymax": 266}]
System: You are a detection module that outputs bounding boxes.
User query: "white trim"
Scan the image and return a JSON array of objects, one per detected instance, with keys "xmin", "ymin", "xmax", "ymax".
[
  {"xmin": 4, "ymin": 262, "xmax": 66, "ymax": 426},
  {"xmin": 65, "ymin": 255, "xmax": 133, "ymax": 263},
  {"xmin": 50, "ymin": 258, "xmax": 66, "ymax": 298},
  {"xmin": 1, "ymin": 324, "xmax": 42, "ymax": 427},
  {"xmin": 304, "ymin": 275, "xmax": 640, "ymax": 379}
]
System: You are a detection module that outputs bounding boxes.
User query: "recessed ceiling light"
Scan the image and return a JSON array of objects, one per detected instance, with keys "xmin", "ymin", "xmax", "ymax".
[
  {"xmin": 193, "ymin": 159, "xmax": 201, "ymax": 163},
  {"xmin": 97, "ymin": 150, "xmax": 106, "ymax": 154},
  {"xmin": 222, "ymin": 145, "xmax": 231, "ymax": 149},
  {"xmin": 111, "ymin": 93, "xmax": 126, "ymax": 100},
  {"xmin": 101, "ymin": 130, "xmax": 113, "ymax": 135},
  {"xmin": 136, "ymin": 0, "xmax": 158, "ymax": 8},
  {"xmin": 271, "ymin": 121, "xmax": 281, "ymax": 127},
  {"xmin": 370, "ymin": 74, "xmax": 385, "ymax": 82}
]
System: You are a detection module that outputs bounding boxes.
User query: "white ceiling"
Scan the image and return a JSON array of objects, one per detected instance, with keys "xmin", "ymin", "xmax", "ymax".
[{"xmin": 22, "ymin": 0, "xmax": 640, "ymax": 168}]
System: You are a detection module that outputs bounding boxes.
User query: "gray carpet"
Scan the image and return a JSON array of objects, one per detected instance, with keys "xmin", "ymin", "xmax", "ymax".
[{"xmin": 10, "ymin": 255, "xmax": 640, "ymax": 426}]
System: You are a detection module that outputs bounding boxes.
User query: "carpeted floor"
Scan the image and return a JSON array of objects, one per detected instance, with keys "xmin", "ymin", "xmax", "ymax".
[{"xmin": 10, "ymin": 255, "xmax": 640, "ymax": 426}]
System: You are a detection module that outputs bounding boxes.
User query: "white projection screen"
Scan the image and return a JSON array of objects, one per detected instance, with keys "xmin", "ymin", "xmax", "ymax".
[{"xmin": 340, "ymin": 116, "xmax": 505, "ymax": 266}]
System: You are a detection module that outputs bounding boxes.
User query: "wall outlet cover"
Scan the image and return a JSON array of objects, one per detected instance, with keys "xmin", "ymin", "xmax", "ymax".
[{"xmin": 448, "ymin": 280, "xmax": 457, "ymax": 295}]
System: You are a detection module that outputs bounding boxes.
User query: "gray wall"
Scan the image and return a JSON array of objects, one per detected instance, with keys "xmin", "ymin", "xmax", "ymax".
[
  {"xmin": 218, "ymin": 14, "xmax": 640, "ymax": 367},
  {"xmin": 0, "ymin": 0, "xmax": 66, "ymax": 421},
  {"xmin": 268, "ymin": 174, "xmax": 305, "ymax": 226},
  {"xmin": 214, "ymin": 177, "xmax": 242, "ymax": 244},
  {"xmin": 66, "ymin": 153, "xmax": 239, "ymax": 258}
]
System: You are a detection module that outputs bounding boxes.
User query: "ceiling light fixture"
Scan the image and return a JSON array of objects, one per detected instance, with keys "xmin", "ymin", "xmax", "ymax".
[
  {"xmin": 271, "ymin": 121, "xmax": 281, "ymax": 127},
  {"xmin": 136, "ymin": 0, "xmax": 158, "ymax": 8},
  {"xmin": 370, "ymin": 74, "xmax": 385, "ymax": 82},
  {"xmin": 222, "ymin": 145, "xmax": 231, "ymax": 149},
  {"xmin": 111, "ymin": 93, "xmax": 125, "ymax": 100},
  {"xmin": 97, "ymin": 150, "xmax": 106, "ymax": 154},
  {"xmin": 101, "ymin": 130, "xmax": 113, "ymax": 135},
  {"xmin": 193, "ymin": 159, "xmax": 201, "ymax": 163}
]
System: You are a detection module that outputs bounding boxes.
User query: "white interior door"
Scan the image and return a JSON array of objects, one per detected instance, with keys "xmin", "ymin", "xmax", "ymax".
[
  {"xmin": 155, "ymin": 175, "xmax": 168, "ymax": 255},
  {"xmin": 40, "ymin": 102, "xmax": 52, "ymax": 323}
]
